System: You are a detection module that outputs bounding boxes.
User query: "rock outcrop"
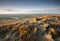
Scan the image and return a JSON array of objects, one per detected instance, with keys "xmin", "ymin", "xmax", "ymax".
[{"xmin": 0, "ymin": 15, "xmax": 60, "ymax": 41}]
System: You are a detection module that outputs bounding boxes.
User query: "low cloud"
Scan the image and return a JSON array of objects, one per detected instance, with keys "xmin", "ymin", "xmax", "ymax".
[
  {"xmin": 0, "ymin": 8, "xmax": 60, "ymax": 14},
  {"xmin": 29, "ymin": 8, "xmax": 60, "ymax": 14},
  {"xmin": 3, "ymin": 9, "xmax": 19, "ymax": 12},
  {"xmin": 0, "ymin": 8, "xmax": 30, "ymax": 14},
  {"xmin": 0, "ymin": 9, "xmax": 19, "ymax": 14}
]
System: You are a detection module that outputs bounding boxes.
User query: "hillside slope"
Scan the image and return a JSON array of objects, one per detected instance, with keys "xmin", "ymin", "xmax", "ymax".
[{"xmin": 0, "ymin": 15, "xmax": 60, "ymax": 41}]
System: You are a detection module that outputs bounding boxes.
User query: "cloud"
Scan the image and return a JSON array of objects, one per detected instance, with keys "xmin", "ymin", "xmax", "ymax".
[
  {"xmin": 29, "ymin": 8, "xmax": 60, "ymax": 14},
  {"xmin": 0, "ymin": 8, "xmax": 60, "ymax": 14},
  {"xmin": 0, "ymin": 9, "xmax": 19, "ymax": 14},
  {"xmin": 3, "ymin": 9, "xmax": 19, "ymax": 12},
  {"xmin": 0, "ymin": 8, "xmax": 31, "ymax": 14}
]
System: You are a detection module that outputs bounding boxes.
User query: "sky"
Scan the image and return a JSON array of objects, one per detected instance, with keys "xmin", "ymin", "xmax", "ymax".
[{"xmin": 0, "ymin": 0, "xmax": 60, "ymax": 14}]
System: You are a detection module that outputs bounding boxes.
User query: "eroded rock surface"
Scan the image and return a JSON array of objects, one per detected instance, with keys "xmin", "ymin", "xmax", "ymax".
[{"xmin": 0, "ymin": 15, "xmax": 60, "ymax": 41}]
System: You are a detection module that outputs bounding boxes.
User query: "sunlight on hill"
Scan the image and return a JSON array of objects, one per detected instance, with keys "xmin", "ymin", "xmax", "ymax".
[{"xmin": 0, "ymin": 15, "xmax": 60, "ymax": 41}]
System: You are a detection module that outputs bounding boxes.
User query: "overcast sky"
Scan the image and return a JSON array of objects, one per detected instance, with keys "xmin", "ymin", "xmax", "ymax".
[{"xmin": 0, "ymin": 0, "xmax": 60, "ymax": 14}]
